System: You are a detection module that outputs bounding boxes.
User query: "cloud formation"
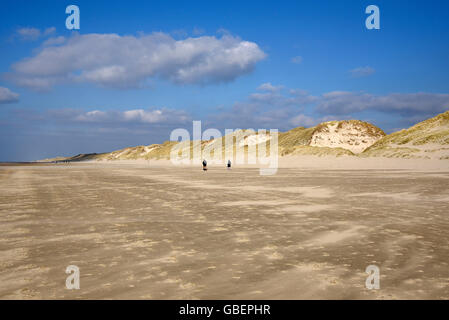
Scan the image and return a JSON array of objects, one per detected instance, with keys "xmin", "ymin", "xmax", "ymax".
[
  {"xmin": 210, "ymin": 84, "xmax": 320, "ymax": 130},
  {"xmin": 44, "ymin": 87, "xmax": 447, "ymax": 131},
  {"xmin": 316, "ymin": 91, "xmax": 449, "ymax": 115},
  {"xmin": 257, "ymin": 82, "xmax": 283, "ymax": 92},
  {"xmin": 9, "ymin": 32, "xmax": 266, "ymax": 90},
  {"xmin": 16, "ymin": 27, "xmax": 55, "ymax": 41},
  {"xmin": 210, "ymin": 84, "xmax": 449, "ymax": 131},
  {"xmin": 73, "ymin": 108, "xmax": 190, "ymax": 125},
  {"xmin": 0, "ymin": 87, "xmax": 19, "ymax": 104}
]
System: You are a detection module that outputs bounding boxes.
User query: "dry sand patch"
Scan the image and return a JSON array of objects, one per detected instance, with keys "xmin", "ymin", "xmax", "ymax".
[{"xmin": 0, "ymin": 163, "xmax": 448, "ymax": 299}]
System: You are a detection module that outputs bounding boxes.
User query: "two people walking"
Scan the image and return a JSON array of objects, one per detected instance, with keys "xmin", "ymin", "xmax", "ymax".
[{"xmin": 202, "ymin": 159, "xmax": 231, "ymax": 171}]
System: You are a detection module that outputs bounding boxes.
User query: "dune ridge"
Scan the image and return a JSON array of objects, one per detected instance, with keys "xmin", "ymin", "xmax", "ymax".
[{"xmin": 40, "ymin": 111, "xmax": 449, "ymax": 162}]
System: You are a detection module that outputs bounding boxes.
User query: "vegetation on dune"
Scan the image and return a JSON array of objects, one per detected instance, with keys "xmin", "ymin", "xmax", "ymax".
[
  {"xmin": 281, "ymin": 145, "xmax": 354, "ymax": 157},
  {"xmin": 363, "ymin": 110, "xmax": 449, "ymax": 158},
  {"xmin": 95, "ymin": 141, "xmax": 178, "ymax": 160},
  {"xmin": 278, "ymin": 127, "xmax": 315, "ymax": 149},
  {"xmin": 361, "ymin": 146, "xmax": 422, "ymax": 158},
  {"xmin": 313, "ymin": 120, "xmax": 385, "ymax": 138},
  {"xmin": 41, "ymin": 111, "xmax": 449, "ymax": 162}
]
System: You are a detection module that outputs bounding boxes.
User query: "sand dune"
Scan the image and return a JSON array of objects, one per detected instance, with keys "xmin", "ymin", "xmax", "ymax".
[{"xmin": 40, "ymin": 111, "xmax": 449, "ymax": 163}]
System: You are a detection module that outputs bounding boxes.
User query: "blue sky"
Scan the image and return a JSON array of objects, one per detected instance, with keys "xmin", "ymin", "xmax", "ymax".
[{"xmin": 1, "ymin": 0, "xmax": 449, "ymax": 161}]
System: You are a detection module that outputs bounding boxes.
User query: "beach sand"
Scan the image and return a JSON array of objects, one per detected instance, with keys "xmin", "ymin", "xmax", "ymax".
[{"xmin": 0, "ymin": 157, "xmax": 448, "ymax": 299}]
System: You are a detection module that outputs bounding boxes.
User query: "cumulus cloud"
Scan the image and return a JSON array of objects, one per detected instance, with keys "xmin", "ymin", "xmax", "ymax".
[
  {"xmin": 257, "ymin": 82, "xmax": 283, "ymax": 92},
  {"xmin": 349, "ymin": 66, "xmax": 375, "ymax": 78},
  {"xmin": 0, "ymin": 87, "xmax": 19, "ymax": 104},
  {"xmin": 316, "ymin": 91, "xmax": 449, "ymax": 115},
  {"xmin": 9, "ymin": 32, "xmax": 266, "ymax": 90}
]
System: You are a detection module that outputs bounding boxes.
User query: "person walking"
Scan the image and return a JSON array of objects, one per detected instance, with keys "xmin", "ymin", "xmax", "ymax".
[
  {"xmin": 227, "ymin": 159, "xmax": 231, "ymax": 169},
  {"xmin": 202, "ymin": 159, "xmax": 208, "ymax": 171}
]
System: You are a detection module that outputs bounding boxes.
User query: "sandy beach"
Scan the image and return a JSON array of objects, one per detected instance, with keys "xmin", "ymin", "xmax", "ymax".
[{"xmin": 0, "ymin": 158, "xmax": 448, "ymax": 299}]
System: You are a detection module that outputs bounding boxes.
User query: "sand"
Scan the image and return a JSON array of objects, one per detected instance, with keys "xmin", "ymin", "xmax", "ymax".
[{"xmin": 0, "ymin": 157, "xmax": 448, "ymax": 299}]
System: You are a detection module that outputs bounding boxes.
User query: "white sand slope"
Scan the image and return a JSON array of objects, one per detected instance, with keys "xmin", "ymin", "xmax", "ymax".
[{"xmin": 310, "ymin": 120, "xmax": 385, "ymax": 154}]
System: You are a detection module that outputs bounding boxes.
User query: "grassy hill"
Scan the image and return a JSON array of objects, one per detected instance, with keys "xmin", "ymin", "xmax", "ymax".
[{"xmin": 362, "ymin": 111, "xmax": 449, "ymax": 159}]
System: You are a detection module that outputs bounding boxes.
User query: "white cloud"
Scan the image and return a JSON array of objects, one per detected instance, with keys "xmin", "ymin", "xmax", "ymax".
[
  {"xmin": 75, "ymin": 110, "xmax": 108, "ymax": 122},
  {"xmin": 9, "ymin": 32, "xmax": 266, "ymax": 90},
  {"xmin": 349, "ymin": 66, "xmax": 375, "ymax": 78},
  {"xmin": 16, "ymin": 27, "xmax": 56, "ymax": 41},
  {"xmin": 257, "ymin": 82, "xmax": 283, "ymax": 92},
  {"xmin": 16, "ymin": 27, "xmax": 41, "ymax": 40},
  {"xmin": 0, "ymin": 87, "xmax": 19, "ymax": 104},
  {"xmin": 74, "ymin": 108, "xmax": 190, "ymax": 125},
  {"xmin": 42, "ymin": 36, "xmax": 66, "ymax": 46}
]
